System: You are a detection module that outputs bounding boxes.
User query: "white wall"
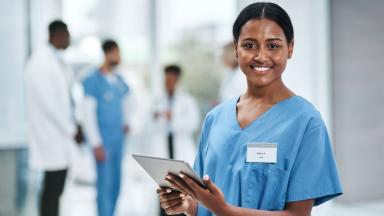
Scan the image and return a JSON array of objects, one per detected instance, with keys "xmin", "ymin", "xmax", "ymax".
[
  {"xmin": 332, "ymin": 0, "xmax": 384, "ymax": 202},
  {"xmin": 30, "ymin": 0, "xmax": 63, "ymax": 50},
  {"xmin": 0, "ymin": 0, "xmax": 62, "ymax": 149},
  {"xmin": 237, "ymin": 0, "xmax": 332, "ymax": 128},
  {"xmin": 0, "ymin": 0, "xmax": 28, "ymax": 148}
]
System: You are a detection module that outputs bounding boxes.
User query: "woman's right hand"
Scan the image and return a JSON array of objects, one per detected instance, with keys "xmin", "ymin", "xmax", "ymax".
[{"xmin": 157, "ymin": 188, "xmax": 197, "ymax": 216}]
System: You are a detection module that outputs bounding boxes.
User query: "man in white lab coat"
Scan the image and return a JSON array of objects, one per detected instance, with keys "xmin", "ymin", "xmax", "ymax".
[
  {"xmin": 25, "ymin": 20, "xmax": 78, "ymax": 216},
  {"xmin": 152, "ymin": 65, "xmax": 200, "ymax": 165},
  {"xmin": 219, "ymin": 42, "xmax": 247, "ymax": 102},
  {"xmin": 152, "ymin": 65, "xmax": 200, "ymax": 216}
]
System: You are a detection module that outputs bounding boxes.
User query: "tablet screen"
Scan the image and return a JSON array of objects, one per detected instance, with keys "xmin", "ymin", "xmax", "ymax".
[{"xmin": 133, "ymin": 154, "xmax": 206, "ymax": 188}]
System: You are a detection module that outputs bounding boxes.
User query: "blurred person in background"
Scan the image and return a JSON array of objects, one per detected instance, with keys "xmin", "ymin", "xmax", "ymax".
[
  {"xmin": 82, "ymin": 39, "xmax": 130, "ymax": 216},
  {"xmin": 152, "ymin": 65, "xmax": 200, "ymax": 216},
  {"xmin": 218, "ymin": 41, "xmax": 247, "ymax": 102},
  {"xmin": 25, "ymin": 20, "xmax": 79, "ymax": 216},
  {"xmin": 152, "ymin": 65, "xmax": 200, "ymax": 165}
]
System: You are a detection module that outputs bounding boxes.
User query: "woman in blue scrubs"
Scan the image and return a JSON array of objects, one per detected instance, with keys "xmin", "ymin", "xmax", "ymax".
[{"xmin": 157, "ymin": 2, "xmax": 343, "ymax": 216}]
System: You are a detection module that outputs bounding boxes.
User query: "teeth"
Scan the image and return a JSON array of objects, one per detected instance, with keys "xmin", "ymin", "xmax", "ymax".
[{"xmin": 252, "ymin": 66, "xmax": 271, "ymax": 71}]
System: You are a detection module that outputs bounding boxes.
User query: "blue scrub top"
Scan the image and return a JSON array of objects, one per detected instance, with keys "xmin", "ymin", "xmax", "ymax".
[
  {"xmin": 82, "ymin": 70, "xmax": 129, "ymax": 146},
  {"xmin": 193, "ymin": 96, "xmax": 343, "ymax": 215}
]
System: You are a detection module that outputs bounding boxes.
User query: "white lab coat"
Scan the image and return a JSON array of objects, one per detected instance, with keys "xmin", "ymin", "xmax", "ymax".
[
  {"xmin": 219, "ymin": 67, "xmax": 247, "ymax": 102},
  {"xmin": 151, "ymin": 89, "xmax": 200, "ymax": 165},
  {"xmin": 25, "ymin": 43, "xmax": 77, "ymax": 171}
]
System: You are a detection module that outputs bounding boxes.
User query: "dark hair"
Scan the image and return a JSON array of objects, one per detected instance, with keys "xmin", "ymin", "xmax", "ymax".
[
  {"xmin": 233, "ymin": 2, "xmax": 294, "ymax": 43},
  {"xmin": 48, "ymin": 20, "xmax": 68, "ymax": 37},
  {"xmin": 164, "ymin": 64, "xmax": 182, "ymax": 77},
  {"xmin": 102, "ymin": 39, "xmax": 119, "ymax": 53}
]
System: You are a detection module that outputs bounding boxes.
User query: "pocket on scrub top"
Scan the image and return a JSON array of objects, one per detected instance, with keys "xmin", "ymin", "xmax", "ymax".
[{"xmin": 246, "ymin": 164, "xmax": 288, "ymax": 210}]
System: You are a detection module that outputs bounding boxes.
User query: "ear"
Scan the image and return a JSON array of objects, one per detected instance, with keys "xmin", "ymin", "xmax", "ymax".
[
  {"xmin": 287, "ymin": 40, "xmax": 294, "ymax": 59},
  {"xmin": 234, "ymin": 40, "xmax": 239, "ymax": 58}
]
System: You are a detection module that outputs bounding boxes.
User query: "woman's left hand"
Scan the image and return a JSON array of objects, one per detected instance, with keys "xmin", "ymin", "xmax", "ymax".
[{"xmin": 165, "ymin": 173, "xmax": 228, "ymax": 215}]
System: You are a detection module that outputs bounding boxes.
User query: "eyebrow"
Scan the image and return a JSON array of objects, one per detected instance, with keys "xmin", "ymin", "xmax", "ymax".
[{"xmin": 241, "ymin": 37, "xmax": 283, "ymax": 42}]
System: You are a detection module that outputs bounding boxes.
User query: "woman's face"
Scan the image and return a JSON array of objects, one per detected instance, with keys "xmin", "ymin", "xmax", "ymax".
[{"xmin": 235, "ymin": 18, "xmax": 293, "ymax": 87}]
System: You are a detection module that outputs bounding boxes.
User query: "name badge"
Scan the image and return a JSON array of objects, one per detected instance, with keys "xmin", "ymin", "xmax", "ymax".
[{"xmin": 247, "ymin": 142, "xmax": 277, "ymax": 163}]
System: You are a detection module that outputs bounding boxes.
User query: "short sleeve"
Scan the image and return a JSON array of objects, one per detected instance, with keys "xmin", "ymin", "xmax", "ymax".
[
  {"xmin": 82, "ymin": 76, "xmax": 98, "ymax": 98},
  {"xmin": 286, "ymin": 117, "xmax": 343, "ymax": 206}
]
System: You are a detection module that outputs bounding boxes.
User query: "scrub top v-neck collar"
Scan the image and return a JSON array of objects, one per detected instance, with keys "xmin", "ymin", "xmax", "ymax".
[
  {"xmin": 233, "ymin": 95, "xmax": 299, "ymax": 131},
  {"xmin": 97, "ymin": 70, "xmax": 118, "ymax": 85}
]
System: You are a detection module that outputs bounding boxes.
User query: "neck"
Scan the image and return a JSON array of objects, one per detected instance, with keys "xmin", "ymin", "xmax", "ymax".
[
  {"xmin": 244, "ymin": 78, "xmax": 293, "ymax": 104},
  {"xmin": 100, "ymin": 62, "xmax": 113, "ymax": 74},
  {"xmin": 167, "ymin": 90, "xmax": 174, "ymax": 97}
]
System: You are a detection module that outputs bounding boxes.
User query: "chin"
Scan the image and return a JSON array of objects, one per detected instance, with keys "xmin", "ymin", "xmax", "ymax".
[
  {"xmin": 247, "ymin": 77, "xmax": 272, "ymax": 87},
  {"xmin": 110, "ymin": 63, "xmax": 119, "ymax": 68}
]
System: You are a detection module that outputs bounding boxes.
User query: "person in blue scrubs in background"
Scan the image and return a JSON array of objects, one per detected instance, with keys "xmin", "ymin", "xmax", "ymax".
[
  {"xmin": 157, "ymin": 2, "xmax": 343, "ymax": 216},
  {"xmin": 82, "ymin": 40, "xmax": 130, "ymax": 216}
]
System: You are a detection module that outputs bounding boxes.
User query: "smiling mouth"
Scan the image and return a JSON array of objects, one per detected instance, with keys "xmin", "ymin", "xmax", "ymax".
[{"xmin": 249, "ymin": 65, "xmax": 273, "ymax": 73}]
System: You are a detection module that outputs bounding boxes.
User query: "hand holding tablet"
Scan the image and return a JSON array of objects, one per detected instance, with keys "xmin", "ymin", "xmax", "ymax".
[{"xmin": 132, "ymin": 154, "xmax": 206, "ymax": 188}]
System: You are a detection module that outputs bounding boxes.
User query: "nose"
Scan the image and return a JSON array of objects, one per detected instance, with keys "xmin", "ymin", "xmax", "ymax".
[{"xmin": 253, "ymin": 46, "xmax": 268, "ymax": 62}]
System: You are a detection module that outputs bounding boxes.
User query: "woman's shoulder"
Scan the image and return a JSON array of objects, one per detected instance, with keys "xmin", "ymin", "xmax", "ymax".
[{"xmin": 286, "ymin": 96, "xmax": 325, "ymax": 128}]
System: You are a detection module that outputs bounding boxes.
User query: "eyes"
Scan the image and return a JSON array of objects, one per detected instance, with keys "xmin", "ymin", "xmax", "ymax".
[
  {"xmin": 268, "ymin": 43, "xmax": 280, "ymax": 50},
  {"xmin": 241, "ymin": 41, "xmax": 282, "ymax": 51},
  {"xmin": 242, "ymin": 42, "xmax": 257, "ymax": 49}
]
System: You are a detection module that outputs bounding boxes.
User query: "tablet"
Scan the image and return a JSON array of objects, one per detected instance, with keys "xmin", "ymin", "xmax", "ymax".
[{"xmin": 132, "ymin": 154, "xmax": 205, "ymax": 188}]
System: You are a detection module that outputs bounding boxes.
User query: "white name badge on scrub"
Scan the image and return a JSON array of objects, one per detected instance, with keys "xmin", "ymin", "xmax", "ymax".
[{"xmin": 247, "ymin": 143, "xmax": 277, "ymax": 163}]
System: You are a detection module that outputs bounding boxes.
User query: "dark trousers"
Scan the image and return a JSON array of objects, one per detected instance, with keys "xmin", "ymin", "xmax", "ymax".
[
  {"xmin": 40, "ymin": 169, "xmax": 67, "ymax": 216},
  {"xmin": 168, "ymin": 133, "xmax": 174, "ymax": 159},
  {"xmin": 160, "ymin": 134, "xmax": 185, "ymax": 216}
]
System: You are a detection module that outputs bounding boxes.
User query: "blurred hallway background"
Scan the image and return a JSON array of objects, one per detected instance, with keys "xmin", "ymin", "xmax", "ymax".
[{"xmin": 1, "ymin": 0, "xmax": 384, "ymax": 215}]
